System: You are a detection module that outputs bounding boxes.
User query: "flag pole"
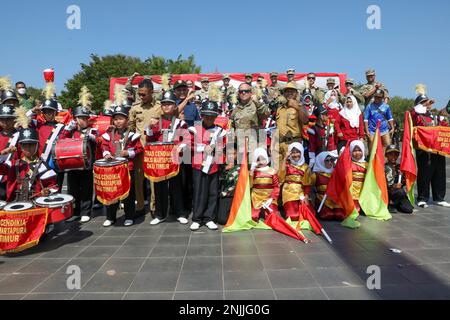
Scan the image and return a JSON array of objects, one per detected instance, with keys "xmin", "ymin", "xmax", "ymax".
[{"xmin": 317, "ymin": 195, "xmax": 327, "ymax": 213}]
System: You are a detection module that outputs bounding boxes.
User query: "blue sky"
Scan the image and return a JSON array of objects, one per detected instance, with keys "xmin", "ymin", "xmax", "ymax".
[{"xmin": 2, "ymin": 0, "xmax": 450, "ymax": 107}]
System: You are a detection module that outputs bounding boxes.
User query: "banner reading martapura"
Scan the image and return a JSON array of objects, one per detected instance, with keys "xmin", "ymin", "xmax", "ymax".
[
  {"xmin": 0, "ymin": 208, "xmax": 48, "ymax": 255},
  {"xmin": 94, "ymin": 162, "xmax": 131, "ymax": 205},
  {"xmin": 414, "ymin": 126, "xmax": 450, "ymax": 158},
  {"xmin": 144, "ymin": 143, "xmax": 180, "ymax": 182}
]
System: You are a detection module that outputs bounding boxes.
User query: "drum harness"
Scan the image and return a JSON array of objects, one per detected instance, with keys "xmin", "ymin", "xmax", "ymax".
[
  {"xmin": 112, "ymin": 128, "xmax": 130, "ymax": 157},
  {"xmin": 15, "ymin": 158, "xmax": 43, "ymax": 202}
]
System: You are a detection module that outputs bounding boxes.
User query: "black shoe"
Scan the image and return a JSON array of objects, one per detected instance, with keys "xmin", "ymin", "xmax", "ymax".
[{"xmin": 66, "ymin": 215, "xmax": 80, "ymax": 222}]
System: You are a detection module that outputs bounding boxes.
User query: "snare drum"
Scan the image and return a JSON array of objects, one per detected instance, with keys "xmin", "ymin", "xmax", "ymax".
[
  {"xmin": 52, "ymin": 138, "xmax": 92, "ymax": 172},
  {"xmin": 34, "ymin": 194, "xmax": 74, "ymax": 224},
  {"xmin": 3, "ymin": 202, "xmax": 34, "ymax": 212},
  {"xmin": 94, "ymin": 157, "xmax": 127, "ymax": 167}
]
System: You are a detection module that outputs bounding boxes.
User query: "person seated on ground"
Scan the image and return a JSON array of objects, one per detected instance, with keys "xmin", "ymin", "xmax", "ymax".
[
  {"xmin": 217, "ymin": 143, "xmax": 239, "ymax": 225},
  {"xmin": 281, "ymin": 143, "xmax": 312, "ymax": 222},
  {"xmin": 311, "ymin": 152, "xmax": 346, "ymax": 220},
  {"xmin": 250, "ymin": 147, "xmax": 280, "ymax": 222},
  {"xmin": 384, "ymin": 145, "xmax": 414, "ymax": 214},
  {"xmin": 349, "ymin": 140, "xmax": 368, "ymax": 215}
]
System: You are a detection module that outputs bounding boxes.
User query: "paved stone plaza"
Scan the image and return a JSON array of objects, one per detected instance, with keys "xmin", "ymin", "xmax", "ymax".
[{"xmin": 0, "ymin": 163, "xmax": 449, "ymax": 300}]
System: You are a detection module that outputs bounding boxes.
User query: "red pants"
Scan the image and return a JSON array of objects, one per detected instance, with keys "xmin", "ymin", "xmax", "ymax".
[{"xmin": 252, "ymin": 203, "xmax": 279, "ymax": 221}]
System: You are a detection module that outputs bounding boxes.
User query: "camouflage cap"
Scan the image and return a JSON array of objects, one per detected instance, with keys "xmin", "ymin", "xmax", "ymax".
[
  {"xmin": 345, "ymin": 78, "xmax": 355, "ymax": 85},
  {"xmin": 222, "ymin": 74, "xmax": 230, "ymax": 80},
  {"xmin": 200, "ymin": 77, "xmax": 209, "ymax": 83},
  {"xmin": 270, "ymin": 72, "xmax": 278, "ymax": 77},
  {"xmin": 173, "ymin": 80, "xmax": 188, "ymax": 89},
  {"xmin": 327, "ymin": 78, "xmax": 336, "ymax": 85},
  {"xmin": 385, "ymin": 144, "xmax": 400, "ymax": 155},
  {"xmin": 366, "ymin": 69, "xmax": 376, "ymax": 76},
  {"xmin": 245, "ymin": 73, "xmax": 253, "ymax": 78},
  {"xmin": 374, "ymin": 89, "xmax": 385, "ymax": 97},
  {"xmin": 286, "ymin": 68, "xmax": 295, "ymax": 75}
]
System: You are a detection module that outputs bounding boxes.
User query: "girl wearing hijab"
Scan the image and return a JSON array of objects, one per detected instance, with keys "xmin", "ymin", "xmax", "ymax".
[
  {"xmin": 281, "ymin": 142, "xmax": 312, "ymax": 220},
  {"xmin": 336, "ymin": 95, "xmax": 365, "ymax": 152},
  {"xmin": 250, "ymin": 147, "xmax": 280, "ymax": 221},
  {"xmin": 311, "ymin": 152, "xmax": 346, "ymax": 220},
  {"xmin": 349, "ymin": 140, "xmax": 368, "ymax": 214},
  {"xmin": 324, "ymin": 89, "xmax": 342, "ymax": 123}
]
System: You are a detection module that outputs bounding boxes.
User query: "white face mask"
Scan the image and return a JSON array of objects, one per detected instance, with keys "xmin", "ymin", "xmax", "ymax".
[
  {"xmin": 440, "ymin": 116, "xmax": 446, "ymax": 122},
  {"xmin": 17, "ymin": 88, "xmax": 26, "ymax": 95}
]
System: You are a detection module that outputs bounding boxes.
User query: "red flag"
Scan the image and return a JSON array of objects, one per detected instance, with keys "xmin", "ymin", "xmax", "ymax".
[
  {"xmin": 400, "ymin": 111, "xmax": 417, "ymax": 205},
  {"xmin": 299, "ymin": 202, "xmax": 322, "ymax": 235},
  {"xmin": 325, "ymin": 142, "xmax": 357, "ymax": 218},
  {"xmin": 265, "ymin": 212, "xmax": 308, "ymax": 242}
]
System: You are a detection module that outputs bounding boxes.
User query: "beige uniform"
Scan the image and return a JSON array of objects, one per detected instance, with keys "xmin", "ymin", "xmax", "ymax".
[
  {"xmin": 230, "ymin": 100, "xmax": 269, "ymax": 130},
  {"xmin": 129, "ymin": 100, "xmax": 163, "ymax": 212},
  {"xmin": 273, "ymin": 100, "xmax": 308, "ymax": 181}
]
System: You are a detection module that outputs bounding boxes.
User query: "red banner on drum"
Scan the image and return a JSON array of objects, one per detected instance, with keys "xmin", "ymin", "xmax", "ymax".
[
  {"xmin": 0, "ymin": 208, "xmax": 48, "ymax": 255},
  {"xmin": 94, "ymin": 162, "xmax": 131, "ymax": 205},
  {"xmin": 414, "ymin": 126, "xmax": 450, "ymax": 158},
  {"xmin": 143, "ymin": 144, "xmax": 180, "ymax": 182}
]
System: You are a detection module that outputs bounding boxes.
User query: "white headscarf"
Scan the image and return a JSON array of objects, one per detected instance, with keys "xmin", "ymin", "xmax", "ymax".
[
  {"xmin": 288, "ymin": 142, "xmax": 305, "ymax": 166},
  {"xmin": 414, "ymin": 104, "xmax": 427, "ymax": 115},
  {"xmin": 324, "ymin": 89, "xmax": 342, "ymax": 110},
  {"xmin": 349, "ymin": 140, "xmax": 365, "ymax": 162},
  {"xmin": 251, "ymin": 147, "xmax": 269, "ymax": 171},
  {"xmin": 339, "ymin": 95, "xmax": 361, "ymax": 128},
  {"xmin": 313, "ymin": 151, "xmax": 334, "ymax": 174}
]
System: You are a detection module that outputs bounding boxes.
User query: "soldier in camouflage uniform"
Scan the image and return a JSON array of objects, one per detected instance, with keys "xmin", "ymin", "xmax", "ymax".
[
  {"xmin": 197, "ymin": 77, "xmax": 209, "ymax": 101},
  {"xmin": 359, "ymin": 69, "xmax": 389, "ymax": 107},
  {"xmin": 268, "ymin": 72, "xmax": 282, "ymax": 100},
  {"xmin": 220, "ymin": 74, "xmax": 236, "ymax": 102}
]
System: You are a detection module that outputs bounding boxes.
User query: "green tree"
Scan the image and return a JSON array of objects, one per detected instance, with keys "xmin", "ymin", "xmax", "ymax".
[
  {"xmin": 60, "ymin": 54, "xmax": 201, "ymax": 112},
  {"xmin": 389, "ymin": 96, "xmax": 414, "ymax": 128},
  {"xmin": 26, "ymin": 86, "xmax": 44, "ymax": 103}
]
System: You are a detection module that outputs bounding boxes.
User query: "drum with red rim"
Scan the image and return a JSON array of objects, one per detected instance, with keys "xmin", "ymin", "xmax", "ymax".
[
  {"xmin": 52, "ymin": 138, "xmax": 92, "ymax": 172},
  {"xmin": 34, "ymin": 194, "xmax": 74, "ymax": 224}
]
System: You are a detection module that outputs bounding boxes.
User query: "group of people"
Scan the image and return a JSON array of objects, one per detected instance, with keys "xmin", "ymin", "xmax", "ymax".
[{"xmin": 0, "ymin": 68, "xmax": 449, "ymax": 237}]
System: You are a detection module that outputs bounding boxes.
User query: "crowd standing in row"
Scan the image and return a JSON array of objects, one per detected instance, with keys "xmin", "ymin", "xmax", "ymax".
[{"xmin": 0, "ymin": 68, "xmax": 449, "ymax": 236}]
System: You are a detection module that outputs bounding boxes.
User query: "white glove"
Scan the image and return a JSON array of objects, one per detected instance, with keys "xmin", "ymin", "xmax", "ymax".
[
  {"xmin": 263, "ymin": 198, "xmax": 273, "ymax": 208},
  {"xmin": 66, "ymin": 119, "xmax": 77, "ymax": 131}
]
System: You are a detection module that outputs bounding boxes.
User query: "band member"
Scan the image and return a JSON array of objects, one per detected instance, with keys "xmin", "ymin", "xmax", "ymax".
[
  {"xmin": 281, "ymin": 143, "xmax": 312, "ymax": 221},
  {"xmin": 308, "ymin": 105, "xmax": 337, "ymax": 168},
  {"xmin": 101, "ymin": 105, "xmax": 143, "ymax": 227},
  {"xmin": 0, "ymin": 104, "xmax": 20, "ymax": 200},
  {"xmin": 385, "ymin": 145, "xmax": 413, "ymax": 214},
  {"xmin": 250, "ymin": 147, "xmax": 280, "ymax": 222},
  {"xmin": 311, "ymin": 152, "xmax": 346, "ymax": 220},
  {"xmin": 411, "ymin": 85, "xmax": 450, "ymax": 208},
  {"xmin": 146, "ymin": 91, "xmax": 188, "ymax": 226},
  {"xmin": 189, "ymin": 100, "xmax": 227, "ymax": 231},
  {"xmin": 0, "ymin": 114, "xmax": 58, "ymax": 202},
  {"xmin": 349, "ymin": 140, "xmax": 368, "ymax": 214},
  {"xmin": 61, "ymin": 91, "xmax": 98, "ymax": 223},
  {"xmin": 336, "ymin": 95, "xmax": 364, "ymax": 152}
]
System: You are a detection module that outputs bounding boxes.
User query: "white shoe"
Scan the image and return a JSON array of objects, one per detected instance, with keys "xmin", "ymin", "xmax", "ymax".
[
  {"xmin": 124, "ymin": 219, "xmax": 134, "ymax": 226},
  {"xmin": 80, "ymin": 216, "xmax": 91, "ymax": 223},
  {"xmin": 418, "ymin": 201, "xmax": 429, "ymax": 208},
  {"xmin": 206, "ymin": 221, "xmax": 218, "ymax": 230},
  {"xmin": 190, "ymin": 222, "xmax": 200, "ymax": 231},
  {"xmin": 103, "ymin": 220, "xmax": 114, "ymax": 227},
  {"xmin": 177, "ymin": 217, "xmax": 188, "ymax": 225},
  {"xmin": 150, "ymin": 218, "xmax": 165, "ymax": 225},
  {"xmin": 437, "ymin": 201, "xmax": 450, "ymax": 208}
]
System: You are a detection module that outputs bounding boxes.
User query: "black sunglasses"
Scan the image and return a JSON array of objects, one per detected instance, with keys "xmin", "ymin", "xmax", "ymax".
[{"xmin": 239, "ymin": 90, "xmax": 252, "ymax": 94}]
